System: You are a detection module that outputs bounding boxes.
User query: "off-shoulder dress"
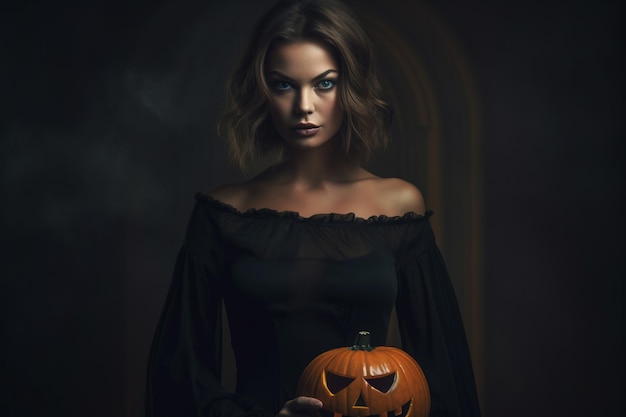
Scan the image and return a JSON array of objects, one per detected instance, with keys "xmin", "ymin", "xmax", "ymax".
[{"xmin": 146, "ymin": 193, "xmax": 481, "ymax": 417}]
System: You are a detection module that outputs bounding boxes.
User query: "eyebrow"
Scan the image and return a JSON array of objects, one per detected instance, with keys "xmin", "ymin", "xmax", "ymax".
[{"xmin": 267, "ymin": 69, "xmax": 339, "ymax": 83}]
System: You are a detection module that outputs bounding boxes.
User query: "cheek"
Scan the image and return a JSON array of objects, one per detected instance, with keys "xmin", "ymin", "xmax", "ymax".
[
  {"xmin": 325, "ymin": 93, "xmax": 342, "ymax": 117},
  {"xmin": 267, "ymin": 99, "xmax": 289, "ymax": 130},
  {"xmin": 327, "ymin": 96, "xmax": 344, "ymax": 127},
  {"xmin": 269, "ymin": 97, "xmax": 292, "ymax": 121}
]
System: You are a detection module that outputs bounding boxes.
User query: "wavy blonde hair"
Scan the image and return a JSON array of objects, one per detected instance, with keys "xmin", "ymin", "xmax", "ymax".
[{"xmin": 218, "ymin": 0, "xmax": 392, "ymax": 171}]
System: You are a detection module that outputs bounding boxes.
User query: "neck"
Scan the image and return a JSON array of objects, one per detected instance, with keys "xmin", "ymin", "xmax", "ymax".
[{"xmin": 274, "ymin": 142, "xmax": 360, "ymax": 188}]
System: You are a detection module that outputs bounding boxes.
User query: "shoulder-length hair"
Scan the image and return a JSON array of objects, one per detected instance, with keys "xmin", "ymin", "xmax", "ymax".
[{"xmin": 218, "ymin": 0, "xmax": 392, "ymax": 171}]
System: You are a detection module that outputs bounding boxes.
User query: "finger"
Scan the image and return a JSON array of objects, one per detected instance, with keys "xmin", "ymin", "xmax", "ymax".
[
  {"xmin": 277, "ymin": 397, "xmax": 323, "ymax": 417},
  {"xmin": 286, "ymin": 396, "xmax": 323, "ymax": 411}
]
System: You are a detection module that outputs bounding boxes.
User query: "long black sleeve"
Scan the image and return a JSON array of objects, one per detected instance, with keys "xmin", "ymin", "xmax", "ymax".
[
  {"xmin": 145, "ymin": 203, "xmax": 272, "ymax": 417},
  {"xmin": 396, "ymin": 222, "xmax": 481, "ymax": 417}
]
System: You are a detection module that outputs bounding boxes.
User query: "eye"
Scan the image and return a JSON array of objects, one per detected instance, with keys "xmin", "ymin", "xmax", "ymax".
[
  {"xmin": 316, "ymin": 79, "xmax": 337, "ymax": 90},
  {"xmin": 365, "ymin": 373, "xmax": 396, "ymax": 393},
  {"xmin": 324, "ymin": 371, "xmax": 355, "ymax": 394},
  {"xmin": 273, "ymin": 81, "xmax": 293, "ymax": 91}
]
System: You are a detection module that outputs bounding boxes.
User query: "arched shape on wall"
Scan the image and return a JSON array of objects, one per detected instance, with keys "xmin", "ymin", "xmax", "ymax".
[{"xmin": 347, "ymin": 0, "xmax": 484, "ymax": 397}]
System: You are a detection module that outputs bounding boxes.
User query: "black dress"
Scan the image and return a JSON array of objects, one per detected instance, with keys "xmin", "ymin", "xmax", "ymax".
[{"xmin": 146, "ymin": 194, "xmax": 481, "ymax": 417}]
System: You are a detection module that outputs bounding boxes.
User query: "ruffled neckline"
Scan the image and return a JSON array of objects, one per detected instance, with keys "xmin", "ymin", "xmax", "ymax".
[{"xmin": 195, "ymin": 192, "xmax": 432, "ymax": 225}]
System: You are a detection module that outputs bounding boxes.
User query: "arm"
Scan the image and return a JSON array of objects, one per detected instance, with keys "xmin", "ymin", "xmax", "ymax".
[
  {"xmin": 395, "ymin": 221, "xmax": 481, "ymax": 417},
  {"xmin": 145, "ymin": 202, "xmax": 271, "ymax": 417}
]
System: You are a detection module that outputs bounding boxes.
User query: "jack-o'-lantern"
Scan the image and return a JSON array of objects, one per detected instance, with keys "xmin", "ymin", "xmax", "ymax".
[{"xmin": 297, "ymin": 331, "xmax": 430, "ymax": 417}]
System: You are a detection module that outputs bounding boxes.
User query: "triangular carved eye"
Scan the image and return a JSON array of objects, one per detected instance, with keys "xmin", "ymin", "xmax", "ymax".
[
  {"xmin": 365, "ymin": 373, "xmax": 396, "ymax": 393},
  {"xmin": 325, "ymin": 371, "xmax": 355, "ymax": 394}
]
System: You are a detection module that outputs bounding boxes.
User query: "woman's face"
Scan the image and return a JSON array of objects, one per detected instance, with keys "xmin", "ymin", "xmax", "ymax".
[{"xmin": 264, "ymin": 40, "xmax": 344, "ymax": 151}]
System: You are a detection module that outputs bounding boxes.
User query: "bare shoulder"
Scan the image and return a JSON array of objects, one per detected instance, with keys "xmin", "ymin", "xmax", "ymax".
[{"xmin": 372, "ymin": 177, "xmax": 426, "ymax": 216}]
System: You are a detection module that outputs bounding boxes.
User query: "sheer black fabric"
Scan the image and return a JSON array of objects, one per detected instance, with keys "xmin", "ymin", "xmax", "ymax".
[{"xmin": 146, "ymin": 193, "xmax": 481, "ymax": 417}]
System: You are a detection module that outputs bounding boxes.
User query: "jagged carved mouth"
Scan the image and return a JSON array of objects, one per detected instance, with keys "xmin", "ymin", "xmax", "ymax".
[{"xmin": 318, "ymin": 400, "xmax": 412, "ymax": 417}]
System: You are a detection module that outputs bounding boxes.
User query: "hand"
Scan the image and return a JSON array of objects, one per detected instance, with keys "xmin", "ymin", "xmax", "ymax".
[{"xmin": 276, "ymin": 396, "xmax": 323, "ymax": 417}]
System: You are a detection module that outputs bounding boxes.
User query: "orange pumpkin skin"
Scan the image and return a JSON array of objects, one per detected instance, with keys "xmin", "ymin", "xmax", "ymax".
[{"xmin": 296, "ymin": 332, "xmax": 430, "ymax": 417}]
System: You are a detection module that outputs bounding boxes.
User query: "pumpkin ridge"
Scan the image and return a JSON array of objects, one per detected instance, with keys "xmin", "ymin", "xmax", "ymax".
[{"xmin": 296, "ymin": 332, "xmax": 430, "ymax": 417}]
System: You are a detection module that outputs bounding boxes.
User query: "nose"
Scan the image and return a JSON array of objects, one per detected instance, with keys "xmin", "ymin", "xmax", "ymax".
[{"xmin": 294, "ymin": 88, "xmax": 314, "ymax": 115}]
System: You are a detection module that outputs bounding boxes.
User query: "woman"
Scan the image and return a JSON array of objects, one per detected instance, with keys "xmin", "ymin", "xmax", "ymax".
[{"xmin": 146, "ymin": 1, "xmax": 481, "ymax": 416}]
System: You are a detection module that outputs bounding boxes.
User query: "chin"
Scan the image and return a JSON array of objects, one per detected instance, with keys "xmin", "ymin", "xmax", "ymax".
[{"xmin": 283, "ymin": 136, "xmax": 335, "ymax": 151}]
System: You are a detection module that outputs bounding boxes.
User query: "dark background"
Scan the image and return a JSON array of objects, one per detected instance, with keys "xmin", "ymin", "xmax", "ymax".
[{"xmin": 1, "ymin": 0, "xmax": 623, "ymax": 416}]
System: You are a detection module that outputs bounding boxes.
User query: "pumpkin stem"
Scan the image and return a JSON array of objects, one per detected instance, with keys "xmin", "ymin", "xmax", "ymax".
[{"xmin": 351, "ymin": 331, "xmax": 375, "ymax": 351}]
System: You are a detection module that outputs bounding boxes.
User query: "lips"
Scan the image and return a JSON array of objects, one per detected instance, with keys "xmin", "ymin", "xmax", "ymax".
[{"xmin": 292, "ymin": 123, "xmax": 321, "ymax": 137}]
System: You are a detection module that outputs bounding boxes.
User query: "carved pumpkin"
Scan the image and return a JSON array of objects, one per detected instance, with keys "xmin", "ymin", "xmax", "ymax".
[{"xmin": 297, "ymin": 331, "xmax": 430, "ymax": 417}]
